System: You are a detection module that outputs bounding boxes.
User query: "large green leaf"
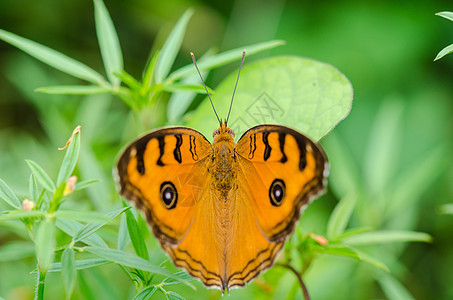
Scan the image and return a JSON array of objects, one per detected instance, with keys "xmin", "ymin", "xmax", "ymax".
[{"xmin": 187, "ymin": 56, "xmax": 352, "ymax": 141}]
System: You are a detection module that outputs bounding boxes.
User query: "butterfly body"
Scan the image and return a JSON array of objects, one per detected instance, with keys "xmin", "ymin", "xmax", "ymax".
[{"xmin": 117, "ymin": 121, "xmax": 328, "ymax": 291}]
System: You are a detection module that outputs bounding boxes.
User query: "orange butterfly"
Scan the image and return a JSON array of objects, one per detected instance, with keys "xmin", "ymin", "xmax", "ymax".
[{"xmin": 116, "ymin": 50, "xmax": 329, "ymax": 291}]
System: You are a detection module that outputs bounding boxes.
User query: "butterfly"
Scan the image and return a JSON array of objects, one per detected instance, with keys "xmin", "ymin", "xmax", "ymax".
[{"xmin": 116, "ymin": 50, "xmax": 329, "ymax": 292}]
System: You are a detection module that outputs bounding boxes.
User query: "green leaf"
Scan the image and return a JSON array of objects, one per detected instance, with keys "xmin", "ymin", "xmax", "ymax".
[
  {"xmin": 438, "ymin": 204, "xmax": 453, "ymax": 214},
  {"xmin": 35, "ymin": 85, "xmax": 111, "ymax": 95},
  {"xmin": 187, "ymin": 56, "xmax": 353, "ymax": 141},
  {"xmin": 55, "ymin": 210, "xmax": 110, "ymax": 223},
  {"xmin": 57, "ymin": 127, "xmax": 81, "ymax": 186},
  {"xmin": 387, "ymin": 146, "xmax": 448, "ymax": 215},
  {"xmin": 117, "ymin": 209, "xmax": 130, "ymax": 250},
  {"xmin": 168, "ymin": 40, "xmax": 285, "ymax": 81},
  {"xmin": 0, "ymin": 29, "xmax": 107, "ymax": 85},
  {"xmin": 352, "ymin": 248, "xmax": 390, "ymax": 272},
  {"xmin": 114, "ymin": 70, "xmax": 142, "ymax": 90},
  {"xmin": 62, "ymin": 247, "xmax": 76, "ymax": 299},
  {"xmin": 72, "ymin": 206, "xmax": 130, "ymax": 243},
  {"xmin": 125, "ymin": 208, "xmax": 149, "ymax": 260},
  {"xmin": 74, "ymin": 179, "xmax": 99, "ymax": 192},
  {"xmin": 0, "ymin": 241, "xmax": 35, "ymax": 262},
  {"xmin": 377, "ymin": 272, "xmax": 415, "ymax": 300},
  {"xmin": 94, "ymin": 0, "xmax": 123, "ymax": 86},
  {"xmin": 342, "ymin": 230, "xmax": 432, "ymax": 246},
  {"xmin": 83, "ymin": 246, "xmax": 194, "ymax": 288},
  {"xmin": 162, "ymin": 83, "xmax": 214, "ymax": 94},
  {"xmin": 165, "ymin": 291, "xmax": 185, "ymax": 300},
  {"xmin": 36, "ymin": 218, "xmax": 56, "ymax": 273},
  {"xmin": 25, "ymin": 160, "xmax": 56, "ymax": 192},
  {"xmin": 436, "ymin": 11, "xmax": 453, "ymax": 22},
  {"xmin": 434, "ymin": 43, "xmax": 453, "ymax": 61},
  {"xmin": 167, "ymin": 48, "xmax": 215, "ymax": 123},
  {"xmin": 29, "ymin": 174, "xmax": 39, "ymax": 203},
  {"xmin": 47, "ymin": 258, "xmax": 110, "ymax": 273},
  {"xmin": 142, "ymin": 50, "xmax": 160, "ymax": 90},
  {"xmin": 163, "ymin": 271, "xmax": 195, "ymax": 286},
  {"xmin": 0, "ymin": 178, "xmax": 21, "ymax": 209},
  {"xmin": 364, "ymin": 98, "xmax": 403, "ymax": 195},
  {"xmin": 56, "ymin": 219, "xmax": 108, "ymax": 248},
  {"xmin": 0, "ymin": 210, "xmax": 46, "ymax": 221},
  {"xmin": 154, "ymin": 8, "xmax": 193, "ymax": 83},
  {"xmin": 335, "ymin": 226, "xmax": 373, "ymax": 240},
  {"xmin": 317, "ymin": 245, "xmax": 359, "ymax": 259},
  {"xmin": 327, "ymin": 193, "xmax": 357, "ymax": 240},
  {"xmin": 134, "ymin": 286, "xmax": 157, "ymax": 300}
]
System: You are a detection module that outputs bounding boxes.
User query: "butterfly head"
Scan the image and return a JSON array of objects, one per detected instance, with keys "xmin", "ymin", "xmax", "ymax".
[{"xmin": 213, "ymin": 120, "xmax": 235, "ymax": 142}]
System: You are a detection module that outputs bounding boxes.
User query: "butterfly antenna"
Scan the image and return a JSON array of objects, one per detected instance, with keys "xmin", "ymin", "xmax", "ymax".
[
  {"xmin": 226, "ymin": 49, "xmax": 246, "ymax": 125},
  {"xmin": 191, "ymin": 52, "xmax": 221, "ymax": 125}
]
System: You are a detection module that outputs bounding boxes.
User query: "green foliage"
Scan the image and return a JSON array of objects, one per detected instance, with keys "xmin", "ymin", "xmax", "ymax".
[
  {"xmin": 435, "ymin": 11, "xmax": 453, "ymax": 60},
  {"xmin": 0, "ymin": 0, "xmax": 451, "ymax": 299},
  {"xmin": 188, "ymin": 56, "xmax": 352, "ymax": 141}
]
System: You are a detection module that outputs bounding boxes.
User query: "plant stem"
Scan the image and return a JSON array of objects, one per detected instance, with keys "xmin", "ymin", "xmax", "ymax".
[
  {"xmin": 35, "ymin": 267, "xmax": 46, "ymax": 300},
  {"xmin": 278, "ymin": 263, "xmax": 310, "ymax": 300}
]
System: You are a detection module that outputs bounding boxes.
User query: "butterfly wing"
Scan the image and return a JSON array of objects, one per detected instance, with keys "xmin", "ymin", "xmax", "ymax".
[
  {"xmin": 222, "ymin": 125, "xmax": 328, "ymax": 288},
  {"xmin": 116, "ymin": 127, "xmax": 212, "ymax": 246},
  {"xmin": 236, "ymin": 125, "xmax": 328, "ymax": 242}
]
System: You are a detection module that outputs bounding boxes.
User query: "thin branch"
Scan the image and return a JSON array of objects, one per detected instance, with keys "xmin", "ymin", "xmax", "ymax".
[{"xmin": 277, "ymin": 263, "xmax": 310, "ymax": 300}]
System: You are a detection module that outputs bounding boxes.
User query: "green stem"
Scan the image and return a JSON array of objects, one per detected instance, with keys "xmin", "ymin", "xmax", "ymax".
[
  {"xmin": 278, "ymin": 263, "xmax": 310, "ymax": 300},
  {"xmin": 35, "ymin": 267, "xmax": 46, "ymax": 300}
]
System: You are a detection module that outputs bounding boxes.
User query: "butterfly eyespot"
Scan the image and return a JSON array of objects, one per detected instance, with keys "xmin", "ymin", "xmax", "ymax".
[
  {"xmin": 160, "ymin": 182, "xmax": 177, "ymax": 209},
  {"xmin": 269, "ymin": 179, "xmax": 285, "ymax": 206}
]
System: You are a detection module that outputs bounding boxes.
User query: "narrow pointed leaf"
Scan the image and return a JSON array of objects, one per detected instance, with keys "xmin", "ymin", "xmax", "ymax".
[
  {"xmin": 434, "ymin": 44, "xmax": 453, "ymax": 61},
  {"xmin": 0, "ymin": 210, "xmax": 46, "ymax": 221},
  {"xmin": 57, "ymin": 127, "xmax": 81, "ymax": 186},
  {"xmin": 353, "ymin": 248, "xmax": 390, "ymax": 272},
  {"xmin": 125, "ymin": 208, "xmax": 149, "ymax": 260},
  {"xmin": 436, "ymin": 11, "xmax": 453, "ymax": 22},
  {"xmin": 117, "ymin": 212, "xmax": 130, "ymax": 250},
  {"xmin": 168, "ymin": 40, "xmax": 285, "ymax": 81},
  {"xmin": 29, "ymin": 174, "xmax": 39, "ymax": 203},
  {"xmin": 74, "ymin": 179, "xmax": 99, "ymax": 192},
  {"xmin": 55, "ymin": 210, "xmax": 109, "ymax": 223},
  {"xmin": 83, "ymin": 246, "xmax": 194, "ymax": 288},
  {"xmin": 72, "ymin": 206, "xmax": 130, "ymax": 243},
  {"xmin": 0, "ymin": 29, "xmax": 106, "ymax": 84},
  {"xmin": 62, "ymin": 247, "xmax": 76, "ymax": 299},
  {"xmin": 35, "ymin": 85, "xmax": 111, "ymax": 95},
  {"xmin": 0, "ymin": 178, "xmax": 21, "ymax": 209},
  {"xmin": 154, "ymin": 8, "xmax": 193, "ymax": 83},
  {"xmin": 56, "ymin": 219, "xmax": 108, "ymax": 248},
  {"xmin": 134, "ymin": 286, "xmax": 157, "ymax": 300},
  {"xmin": 94, "ymin": 0, "xmax": 123, "ymax": 86},
  {"xmin": 378, "ymin": 273, "xmax": 415, "ymax": 299},
  {"xmin": 343, "ymin": 230, "xmax": 432, "ymax": 246},
  {"xmin": 167, "ymin": 48, "xmax": 215, "ymax": 123},
  {"xmin": 327, "ymin": 193, "xmax": 357, "ymax": 240},
  {"xmin": 26, "ymin": 160, "xmax": 56, "ymax": 192},
  {"xmin": 47, "ymin": 258, "xmax": 110, "ymax": 273}
]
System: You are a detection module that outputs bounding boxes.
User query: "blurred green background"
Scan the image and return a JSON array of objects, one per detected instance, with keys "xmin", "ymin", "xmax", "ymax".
[{"xmin": 0, "ymin": 0, "xmax": 452, "ymax": 299}]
